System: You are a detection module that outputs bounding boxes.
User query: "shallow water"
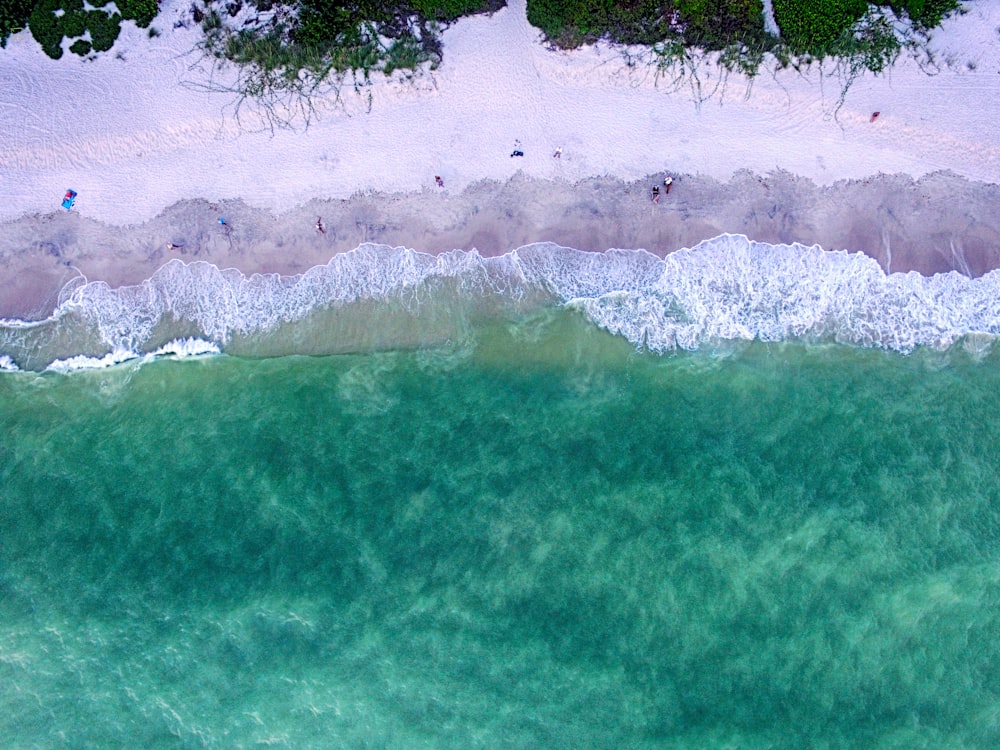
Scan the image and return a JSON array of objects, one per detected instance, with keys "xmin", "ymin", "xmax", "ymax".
[
  {"xmin": 2, "ymin": 310, "xmax": 999, "ymax": 747},
  {"xmin": 4, "ymin": 237, "xmax": 1000, "ymax": 372}
]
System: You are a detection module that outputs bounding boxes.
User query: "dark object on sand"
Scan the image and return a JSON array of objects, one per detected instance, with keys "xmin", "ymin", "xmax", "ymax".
[
  {"xmin": 315, "ymin": 217, "xmax": 326, "ymax": 234},
  {"xmin": 870, "ymin": 111, "xmax": 880, "ymax": 122},
  {"xmin": 511, "ymin": 150, "xmax": 524, "ymax": 157}
]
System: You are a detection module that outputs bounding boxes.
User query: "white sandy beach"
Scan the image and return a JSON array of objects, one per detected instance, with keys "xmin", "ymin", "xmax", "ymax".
[{"xmin": 1, "ymin": 0, "xmax": 999, "ymax": 319}]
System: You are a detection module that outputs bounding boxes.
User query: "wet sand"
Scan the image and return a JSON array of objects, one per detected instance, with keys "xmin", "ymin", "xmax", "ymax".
[{"xmin": 2, "ymin": 170, "xmax": 998, "ymax": 320}]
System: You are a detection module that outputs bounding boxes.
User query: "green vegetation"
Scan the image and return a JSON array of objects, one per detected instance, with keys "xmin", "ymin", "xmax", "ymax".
[
  {"xmin": 24, "ymin": 0, "xmax": 127, "ymax": 58},
  {"xmin": 1, "ymin": 0, "xmax": 35, "ymax": 47},
  {"xmin": 771, "ymin": 0, "xmax": 867, "ymax": 57},
  {"xmin": 527, "ymin": 0, "xmax": 766, "ymax": 50},
  {"xmin": 4, "ymin": 0, "xmax": 966, "ymax": 119},
  {"xmin": 88, "ymin": 1, "xmax": 121, "ymax": 50},
  {"xmin": 67, "ymin": 36, "xmax": 89, "ymax": 54},
  {"xmin": 527, "ymin": 0, "xmax": 962, "ymax": 76},
  {"xmin": 193, "ymin": 0, "xmax": 501, "ymax": 130},
  {"xmin": 13, "ymin": 0, "xmax": 151, "ymax": 57},
  {"xmin": 771, "ymin": 0, "xmax": 958, "ymax": 57},
  {"xmin": 118, "ymin": 0, "xmax": 158, "ymax": 28},
  {"xmin": 202, "ymin": 0, "xmax": 502, "ymax": 82}
]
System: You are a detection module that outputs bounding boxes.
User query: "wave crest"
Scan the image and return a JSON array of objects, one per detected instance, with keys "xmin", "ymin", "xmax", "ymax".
[
  {"xmin": 3, "ymin": 235, "xmax": 1000, "ymax": 370},
  {"xmin": 579, "ymin": 235, "xmax": 1000, "ymax": 352}
]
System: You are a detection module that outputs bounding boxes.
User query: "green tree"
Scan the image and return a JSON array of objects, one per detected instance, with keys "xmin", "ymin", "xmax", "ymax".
[{"xmin": 0, "ymin": 0, "xmax": 34, "ymax": 47}]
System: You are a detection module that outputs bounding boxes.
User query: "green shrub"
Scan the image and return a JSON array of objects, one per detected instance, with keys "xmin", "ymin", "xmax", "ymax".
[
  {"xmin": 771, "ymin": 0, "xmax": 949, "ymax": 60},
  {"xmin": 62, "ymin": 7, "xmax": 89, "ymax": 37},
  {"xmin": 87, "ymin": 8, "xmax": 120, "ymax": 51},
  {"xmin": 889, "ymin": 0, "xmax": 959, "ymax": 27},
  {"xmin": 681, "ymin": 0, "xmax": 766, "ymax": 49},
  {"xmin": 1, "ymin": 0, "xmax": 35, "ymax": 47},
  {"xmin": 526, "ymin": 0, "xmax": 768, "ymax": 51},
  {"xmin": 69, "ymin": 36, "xmax": 91, "ymax": 54},
  {"xmin": 28, "ymin": 0, "xmax": 65, "ymax": 58},
  {"xmin": 26, "ymin": 0, "xmax": 128, "ymax": 58},
  {"xmin": 832, "ymin": 10, "xmax": 901, "ymax": 73},
  {"xmin": 524, "ymin": 0, "xmax": 958, "ymax": 80},
  {"xmin": 292, "ymin": 0, "xmax": 389, "ymax": 46},
  {"xmin": 526, "ymin": 0, "xmax": 614, "ymax": 47},
  {"xmin": 772, "ymin": 0, "xmax": 867, "ymax": 57},
  {"xmin": 411, "ymin": 0, "xmax": 501, "ymax": 22},
  {"xmin": 92, "ymin": 10, "xmax": 120, "ymax": 49},
  {"xmin": 291, "ymin": 7, "xmax": 338, "ymax": 47},
  {"xmin": 119, "ymin": 0, "xmax": 159, "ymax": 28}
]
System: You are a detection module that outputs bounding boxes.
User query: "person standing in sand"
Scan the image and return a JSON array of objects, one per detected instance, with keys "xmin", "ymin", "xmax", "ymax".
[
  {"xmin": 315, "ymin": 217, "xmax": 326, "ymax": 234},
  {"xmin": 663, "ymin": 175, "xmax": 673, "ymax": 194},
  {"xmin": 553, "ymin": 147, "xmax": 562, "ymax": 158}
]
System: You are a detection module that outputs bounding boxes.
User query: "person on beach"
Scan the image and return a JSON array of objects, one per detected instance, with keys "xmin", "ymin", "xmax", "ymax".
[
  {"xmin": 435, "ymin": 175, "xmax": 445, "ymax": 187},
  {"xmin": 870, "ymin": 111, "xmax": 880, "ymax": 122},
  {"xmin": 553, "ymin": 146, "xmax": 562, "ymax": 159},
  {"xmin": 651, "ymin": 185, "xmax": 660, "ymax": 204},
  {"xmin": 663, "ymin": 175, "xmax": 673, "ymax": 194},
  {"xmin": 315, "ymin": 217, "xmax": 326, "ymax": 234},
  {"xmin": 511, "ymin": 139, "xmax": 524, "ymax": 158}
]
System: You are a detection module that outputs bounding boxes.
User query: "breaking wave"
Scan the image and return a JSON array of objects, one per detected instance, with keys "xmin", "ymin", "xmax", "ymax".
[{"xmin": 3, "ymin": 234, "xmax": 1000, "ymax": 371}]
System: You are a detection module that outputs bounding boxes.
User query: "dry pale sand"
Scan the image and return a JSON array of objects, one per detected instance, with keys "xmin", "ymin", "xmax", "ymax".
[{"xmin": 2, "ymin": 170, "xmax": 997, "ymax": 320}]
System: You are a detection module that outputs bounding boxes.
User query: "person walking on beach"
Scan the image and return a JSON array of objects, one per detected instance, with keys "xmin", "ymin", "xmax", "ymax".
[
  {"xmin": 435, "ymin": 175, "xmax": 445, "ymax": 187},
  {"xmin": 663, "ymin": 175, "xmax": 673, "ymax": 194},
  {"xmin": 651, "ymin": 185, "xmax": 661, "ymax": 204},
  {"xmin": 511, "ymin": 139, "xmax": 524, "ymax": 158},
  {"xmin": 553, "ymin": 146, "xmax": 562, "ymax": 159},
  {"xmin": 218, "ymin": 217, "xmax": 234, "ymax": 250},
  {"xmin": 315, "ymin": 217, "xmax": 326, "ymax": 234}
]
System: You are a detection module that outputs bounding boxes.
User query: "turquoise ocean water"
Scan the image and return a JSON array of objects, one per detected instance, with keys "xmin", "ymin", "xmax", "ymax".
[{"xmin": 3, "ymin": 237, "xmax": 1000, "ymax": 746}]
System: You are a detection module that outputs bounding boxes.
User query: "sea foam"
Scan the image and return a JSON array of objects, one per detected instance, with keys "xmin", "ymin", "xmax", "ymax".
[{"xmin": 4, "ymin": 235, "xmax": 1000, "ymax": 371}]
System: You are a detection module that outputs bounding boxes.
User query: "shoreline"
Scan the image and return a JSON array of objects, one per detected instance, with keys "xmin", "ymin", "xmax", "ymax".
[{"xmin": 2, "ymin": 170, "xmax": 998, "ymax": 321}]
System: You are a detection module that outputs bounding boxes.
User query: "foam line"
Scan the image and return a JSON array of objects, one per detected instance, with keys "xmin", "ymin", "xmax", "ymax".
[{"xmin": 4, "ymin": 235, "xmax": 1000, "ymax": 371}]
